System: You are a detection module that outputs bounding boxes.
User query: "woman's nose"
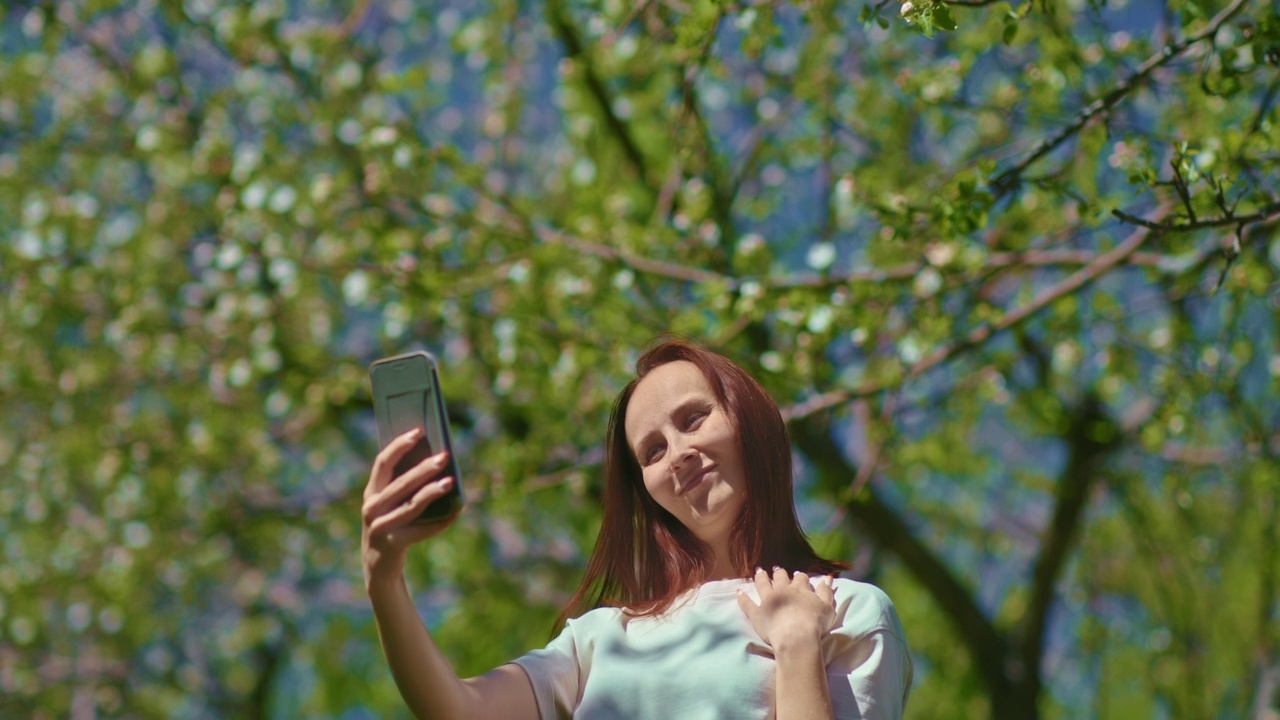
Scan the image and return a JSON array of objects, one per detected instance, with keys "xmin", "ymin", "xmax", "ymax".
[{"xmin": 668, "ymin": 443, "xmax": 698, "ymax": 472}]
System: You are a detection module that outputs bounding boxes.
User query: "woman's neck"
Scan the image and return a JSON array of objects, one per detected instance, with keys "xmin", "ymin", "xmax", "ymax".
[{"xmin": 703, "ymin": 543, "xmax": 742, "ymax": 581}]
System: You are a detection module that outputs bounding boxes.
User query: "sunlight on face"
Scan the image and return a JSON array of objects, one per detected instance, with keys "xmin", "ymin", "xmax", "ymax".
[{"xmin": 624, "ymin": 361, "xmax": 747, "ymax": 551}]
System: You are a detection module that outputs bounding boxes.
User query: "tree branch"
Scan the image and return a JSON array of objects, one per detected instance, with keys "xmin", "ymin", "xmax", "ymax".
[
  {"xmin": 533, "ymin": 224, "xmax": 732, "ymax": 285},
  {"xmin": 546, "ymin": 0, "xmax": 652, "ymax": 187},
  {"xmin": 600, "ymin": 0, "xmax": 658, "ymax": 48},
  {"xmin": 847, "ymin": 394, "xmax": 898, "ymax": 499},
  {"xmin": 789, "ymin": 416, "xmax": 1016, "ymax": 704},
  {"xmin": 1219, "ymin": 381, "xmax": 1280, "ymax": 713},
  {"xmin": 990, "ymin": 0, "xmax": 1253, "ymax": 195},
  {"xmin": 767, "ymin": 247, "xmax": 1171, "ymax": 290},
  {"xmin": 1250, "ymin": 74, "xmax": 1280, "ymax": 135},
  {"xmin": 1018, "ymin": 394, "xmax": 1126, "ymax": 703},
  {"xmin": 1111, "ymin": 200, "xmax": 1280, "ymax": 231},
  {"xmin": 782, "ymin": 205, "xmax": 1173, "ymax": 422},
  {"xmin": 438, "ymin": 168, "xmax": 737, "ymax": 287},
  {"xmin": 246, "ymin": 639, "xmax": 285, "ymax": 720},
  {"xmin": 675, "ymin": 26, "xmax": 737, "ymax": 259},
  {"xmin": 337, "ymin": 0, "xmax": 375, "ymax": 38}
]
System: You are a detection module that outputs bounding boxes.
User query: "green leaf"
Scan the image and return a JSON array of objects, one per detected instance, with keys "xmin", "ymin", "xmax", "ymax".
[
  {"xmin": 934, "ymin": 5, "xmax": 957, "ymax": 31},
  {"xmin": 1003, "ymin": 19, "xmax": 1019, "ymax": 44}
]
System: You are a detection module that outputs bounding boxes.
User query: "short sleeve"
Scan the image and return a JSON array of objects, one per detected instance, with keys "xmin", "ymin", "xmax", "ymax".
[
  {"xmin": 509, "ymin": 607, "xmax": 620, "ymax": 720},
  {"xmin": 508, "ymin": 622, "xmax": 581, "ymax": 720},
  {"xmin": 823, "ymin": 581, "xmax": 913, "ymax": 720}
]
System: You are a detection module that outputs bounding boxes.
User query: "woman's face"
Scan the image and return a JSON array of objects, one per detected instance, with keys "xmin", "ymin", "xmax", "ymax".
[{"xmin": 623, "ymin": 361, "xmax": 747, "ymax": 549}]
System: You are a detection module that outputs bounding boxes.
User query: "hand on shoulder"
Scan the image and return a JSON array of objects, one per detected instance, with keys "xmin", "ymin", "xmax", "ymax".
[{"xmin": 736, "ymin": 567, "xmax": 837, "ymax": 651}]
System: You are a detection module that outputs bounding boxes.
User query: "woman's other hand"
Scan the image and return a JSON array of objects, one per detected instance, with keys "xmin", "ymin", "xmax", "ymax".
[
  {"xmin": 361, "ymin": 428, "xmax": 459, "ymax": 592},
  {"xmin": 737, "ymin": 567, "xmax": 837, "ymax": 651}
]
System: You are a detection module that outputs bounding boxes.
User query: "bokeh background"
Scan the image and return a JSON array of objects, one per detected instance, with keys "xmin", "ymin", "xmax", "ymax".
[{"xmin": 2, "ymin": 0, "xmax": 1279, "ymax": 717}]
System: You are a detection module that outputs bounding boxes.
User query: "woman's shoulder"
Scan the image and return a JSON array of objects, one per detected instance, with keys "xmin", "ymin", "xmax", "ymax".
[
  {"xmin": 829, "ymin": 578, "xmax": 907, "ymax": 638},
  {"xmin": 829, "ymin": 577, "xmax": 894, "ymax": 602},
  {"xmin": 575, "ymin": 603, "xmax": 628, "ymax": 621},
  {"xmin": 560, "ymin": 604, "xmax": 627, "ymax": 635}
]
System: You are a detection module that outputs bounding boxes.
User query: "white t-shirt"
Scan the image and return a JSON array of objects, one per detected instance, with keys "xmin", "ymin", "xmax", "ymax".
[{"xmin": 510, "ymin": 577, "xmax": 912, "ymax": 719}]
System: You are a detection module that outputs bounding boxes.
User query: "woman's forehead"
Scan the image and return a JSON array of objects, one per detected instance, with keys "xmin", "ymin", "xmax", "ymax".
[{"xmin": 623, "ymin": 361, "xmax": 714, "ymax": 434}]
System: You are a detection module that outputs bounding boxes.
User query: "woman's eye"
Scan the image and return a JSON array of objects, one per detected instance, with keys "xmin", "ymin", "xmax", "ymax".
[
  {"xmin": 642, "ymin": 445, "xmax": 664, "ymax": 464},
  {"xmin": 684, "ymin": 412, "xmax": 707, "ymax": 430}
]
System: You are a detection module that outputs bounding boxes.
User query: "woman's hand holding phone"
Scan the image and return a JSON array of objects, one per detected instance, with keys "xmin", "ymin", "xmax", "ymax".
[{"xmin": 361, "ymin": 427, "xmax": 460, "ymax": 593}]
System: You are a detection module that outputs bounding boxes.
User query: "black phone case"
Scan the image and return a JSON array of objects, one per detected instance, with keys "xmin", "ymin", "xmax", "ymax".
[{"xmin": 369, "ymin": 351, "xmax": 462, "ymax": 524}]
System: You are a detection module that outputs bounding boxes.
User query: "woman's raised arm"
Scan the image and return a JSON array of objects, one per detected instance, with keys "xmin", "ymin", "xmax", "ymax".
[{"xmin": 362, "ymin": 429, "xmax": 539, "ymax": 720}]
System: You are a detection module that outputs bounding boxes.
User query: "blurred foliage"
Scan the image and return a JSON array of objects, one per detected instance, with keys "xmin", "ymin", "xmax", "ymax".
[{"xmin": 1, "ymin": 0, "xmax": 1278, "ymax": 718}]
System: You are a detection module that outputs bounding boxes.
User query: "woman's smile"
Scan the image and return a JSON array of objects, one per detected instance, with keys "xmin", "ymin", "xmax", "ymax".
[{"xmin": 679, "ymin": 465, "xmax": 714, "ymax": 494}]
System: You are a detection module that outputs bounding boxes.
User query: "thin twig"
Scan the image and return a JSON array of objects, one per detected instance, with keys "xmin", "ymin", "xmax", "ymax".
[
  {"xmin": 1111, "ymin": 200, "xmax": 1280, "ymax": 231},
  {"xmin": 990, "ymin": 0, "xmax": 1253, "ymax": 195},
  {"xmin": 442, "ymin": 157, "xmax": 735, "ymax": 287},
  {"xmin": 534, "ymin": 225, "xmax": 732, "ymax": 285},
  {"xmin": 1168, "ymin": 154, "xmax": 1198, "ymax": 224},
  {"xmin": 338, "ymin": 0, "xmax": 375, "ymax": 38},
  {"xmin": 782, "ymin": 204, "xmax": 1174, "ymax": 422},
  {"xmin": 601, "ymin": 0, "xmax": 657, "ymax": 47},
  {"xmin": 847, "ymin": 393, "xmax": 898, "ymax": 499},
  {"xmin": 767, "ymin": 247, "xmax": 1172, "ymax": 290},
  {"xmin": 547, "ymin": 0, "xmax": 651, "ymax": 186}
]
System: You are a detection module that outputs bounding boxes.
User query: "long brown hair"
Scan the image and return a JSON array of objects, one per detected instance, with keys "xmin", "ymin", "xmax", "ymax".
[{"xmin": 555, "ymin": 338, "xmax": 846, "ymax": 632}]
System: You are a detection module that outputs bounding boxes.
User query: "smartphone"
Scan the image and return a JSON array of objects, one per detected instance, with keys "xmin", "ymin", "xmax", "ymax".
[{"xmin": 369, "ymin": 351, "xmax": 462, "ymax": 524}]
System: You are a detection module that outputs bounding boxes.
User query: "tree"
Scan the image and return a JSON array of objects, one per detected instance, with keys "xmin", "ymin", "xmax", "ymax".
[{"xmin": 1, "ymin": 0, "xmax": 1277, "ymax": 717}]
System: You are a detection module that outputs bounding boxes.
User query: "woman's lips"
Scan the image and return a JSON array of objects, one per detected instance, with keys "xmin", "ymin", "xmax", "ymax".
[{"xmin": 680, "ymin": 467, "xmax": 713, "ymax": 494}]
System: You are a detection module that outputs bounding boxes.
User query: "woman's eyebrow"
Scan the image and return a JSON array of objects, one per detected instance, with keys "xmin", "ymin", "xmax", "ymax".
[
  {"xmin": 632, "ymin": 429, "xmax": 659, "ymax": 455},
  {"xmin": 631, "ymin": 397, "xmax": 713, "ymax": 455},
  {"xmin": 668, "ymin": 395, "xmax": 712, "ymax": 416},
  {"xmin": 670, "ymin": 394, "xmax": 711, "ymax": 412}
]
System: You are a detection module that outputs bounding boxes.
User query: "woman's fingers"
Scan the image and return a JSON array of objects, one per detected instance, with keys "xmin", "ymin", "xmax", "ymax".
[
  {"xmin": 754, "ymin": 566, "xmax": 772, "ymax": 590},
  {"xmin": 368, "ymin": 475, "xmax": 456, "ymax": 536},
  {"xmin": 753, "ymin": 568, "xmax": 835, "ymax": 598},
  {"xmin": 367, "ymin": 428, "xmax": 425, "ymax": 495},
  {"xmin": 379, "ymin": 450, "xmax": 450, "ymax": 505},
  {"xmin": 758, "ymin": 567, "xmax": 811, "ymax": 592},
  {"xmin": 740, "ymin": 568, "xmax": 839, "ymax": 648},
  {"xmin": 773, "ymin": 566, "xmax": 789, "ymax": 586},
  {"xmin": 363, "ymin": 451, "xmax": 451, "ymax": 527},
  {"xmin": 817, "ymin": 575, "xmax": 836, "ymax": 602},
  {"xmin": 753, "ymin": 568, "xmax": 834, "ymax": 594}
]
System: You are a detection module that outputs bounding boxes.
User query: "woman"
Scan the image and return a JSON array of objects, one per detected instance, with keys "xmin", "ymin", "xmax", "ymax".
[{"xmin": 362, "ymin": 339, "xmax": 912, "ymax": 719}]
